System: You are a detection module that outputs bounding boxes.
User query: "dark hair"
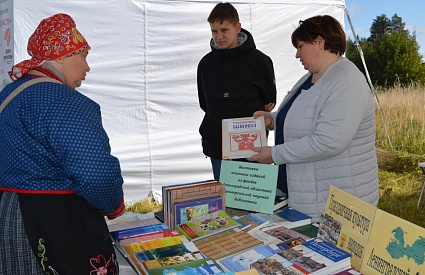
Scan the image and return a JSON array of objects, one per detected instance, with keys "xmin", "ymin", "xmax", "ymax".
[
  {"xmin": 207, "ymin": 2, "xmax": 239, "ymax": 26},
  {"xmin": 291, "ymin": 15, "xmax": 346, "ymax": 55}
]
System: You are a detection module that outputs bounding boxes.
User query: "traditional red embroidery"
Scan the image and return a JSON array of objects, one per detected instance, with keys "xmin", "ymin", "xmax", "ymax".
[{"xmin": 89, "ymin": 254, "xmax": 118, "ymax": 275}]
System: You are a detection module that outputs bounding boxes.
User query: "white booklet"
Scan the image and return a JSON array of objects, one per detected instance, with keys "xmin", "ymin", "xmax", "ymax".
[{"xmin": 221, "ymin": 116, "xmax": 267, "ymax": 159}]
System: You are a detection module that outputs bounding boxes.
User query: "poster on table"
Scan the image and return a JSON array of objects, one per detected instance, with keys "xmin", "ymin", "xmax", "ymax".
[{"xmin": 220, "ymin": 160, "xmax": 278, "ymax": 214}]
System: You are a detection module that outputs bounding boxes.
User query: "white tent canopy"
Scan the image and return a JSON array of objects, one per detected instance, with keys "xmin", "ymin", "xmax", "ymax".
[{"xmin": 12, "ymin": 0, "xmax": 345, "ymax": 202}]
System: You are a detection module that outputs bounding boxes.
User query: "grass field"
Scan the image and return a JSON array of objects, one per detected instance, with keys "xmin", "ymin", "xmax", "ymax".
[
  {"xmin": 374, "ymin": 83, "xmax": 425, "ymax": 228},
  {"xmin": 126, "ymin": 83, "xmax": 425, "ymax": 228}
]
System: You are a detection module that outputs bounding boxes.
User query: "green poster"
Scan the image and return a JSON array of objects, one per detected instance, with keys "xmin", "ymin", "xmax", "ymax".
[{"xmin": 219, "ymin": 160, "xmax": 278, "ymax": 214}]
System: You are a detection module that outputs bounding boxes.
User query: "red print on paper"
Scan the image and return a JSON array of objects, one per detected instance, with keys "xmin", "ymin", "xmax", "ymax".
[{"xmin": 231, "ymin": 132, "xmax": 260, "ymax": 152}]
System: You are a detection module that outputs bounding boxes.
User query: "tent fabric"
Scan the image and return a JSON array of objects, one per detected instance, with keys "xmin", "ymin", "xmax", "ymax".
[{"xmin": 12, "ymin": 0, "xmax": 345, "ymax": 202}]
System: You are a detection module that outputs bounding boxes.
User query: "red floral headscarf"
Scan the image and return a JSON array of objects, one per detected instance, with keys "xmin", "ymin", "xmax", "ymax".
[{"xmin": 9, "ymin": 13, "xmax": 90, "ymax": 80}]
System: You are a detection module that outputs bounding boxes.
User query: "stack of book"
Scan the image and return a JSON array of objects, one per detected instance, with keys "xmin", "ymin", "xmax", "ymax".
[
  {"xmin": 110, "ymin": 218, "xmax": 226, "ymax": 275},
  {"xmin": 160, "ymin": 180, "xmax": 226, "ymax": 228},
  {"xmin": 112, "ymin": 183, "xmax": 425, "ymax": 275},
  {"xmin": 109, "ymin": 207, "xmax": 319, "ymax": 274},
  {"xmin": 250, "ymin": 237, "xmax": 352, "ymax": 274}
]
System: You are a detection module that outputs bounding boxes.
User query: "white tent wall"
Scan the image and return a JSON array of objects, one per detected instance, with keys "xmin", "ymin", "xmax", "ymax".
[{"xmin": 12, "ymin": 0, "xmax": 345, "ymax": 203}]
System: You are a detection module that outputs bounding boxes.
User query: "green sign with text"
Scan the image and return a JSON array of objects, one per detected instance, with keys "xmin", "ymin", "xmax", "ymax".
[{"xmin": 219, "ymin": 160, "xmax": 278, "ymax": 214}]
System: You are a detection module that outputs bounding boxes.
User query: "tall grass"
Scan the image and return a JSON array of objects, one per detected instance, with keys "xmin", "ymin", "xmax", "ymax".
[
  {"xmin": 374, "ymin": 82, "xmax": 425, "ymax": 228},
  {"xmin": 375, "ymin": 82, "xmax": 425, "ymax": 154}
]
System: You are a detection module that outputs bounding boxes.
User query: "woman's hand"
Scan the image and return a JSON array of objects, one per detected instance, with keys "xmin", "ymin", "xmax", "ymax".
[
  {"xmin": 253, "ymin": 111, "xmax": 274, "ymax": 130},
  {"xmin": 247, "ymin": 146, "xmax": 274, "ymax": 164}
]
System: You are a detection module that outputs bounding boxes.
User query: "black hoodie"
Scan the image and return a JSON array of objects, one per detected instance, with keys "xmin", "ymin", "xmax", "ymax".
[{"xmin": 197, "ymin": 28, "xmax": 277, "ymax": 159}]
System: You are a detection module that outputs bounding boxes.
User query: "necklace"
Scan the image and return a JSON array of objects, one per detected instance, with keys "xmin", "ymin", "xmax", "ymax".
[{"xmin": 32, "ymin": 67, "xmax": 64, "ymax": 83}]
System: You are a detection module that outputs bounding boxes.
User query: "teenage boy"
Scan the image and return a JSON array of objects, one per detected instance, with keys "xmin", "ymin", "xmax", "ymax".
[{"xmin": 197, "ymin": 2, "xmax": 277, "ymax": 180}]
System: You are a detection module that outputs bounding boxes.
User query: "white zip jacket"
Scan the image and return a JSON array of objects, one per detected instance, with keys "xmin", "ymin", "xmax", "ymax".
[{"xmin": 271, "ymin": 56, "xmax": 379, "ymax": 222}]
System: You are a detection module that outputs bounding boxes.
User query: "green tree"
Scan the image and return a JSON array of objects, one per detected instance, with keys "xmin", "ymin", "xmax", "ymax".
[
  {"xmin": 347, "ymin": 13, "xmax": 425, "ymax": 87},
  {"xmin": 368, "ymin": 14, "xmax": 391, "ymax": 43},
  {"xmin": 390, "ymin": 14, "xmax": 407, "ymax": 34},
  {"xmin": 368, "ymin": 31, "xmax": 424, "ymax": 86}
]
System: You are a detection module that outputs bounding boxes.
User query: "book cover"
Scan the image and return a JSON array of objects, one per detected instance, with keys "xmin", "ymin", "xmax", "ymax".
[
  {"xmin": 250, "ymin": 252, "xmax": 296, "ymax": 275},
  {"xmin": 251, "ymin": 238, "xmax": 351, "ymax": 275},
  {"xmin": 324, "ymin": 185, "xmax": 377, "ymax": 270},
  {"xmin": 251, "ymin": 212, "xmax": 297, "ymax": 229},
  {"xmin": 138, "ymin": 242, "xmax": 205, "ymax": 270},
  {"xmin": 110, "ymin": 223, "xmax": 170, "ymax": 241},
  {"xmin": 174, "ymin": 196, "xmax": 222, "ymax": 225},
  {"xmin": 217, "ymin": 244, "xmax": 282, "ymax": 272},
  {"xmin": 167, "ymin": 181, "xmax": 226, "ymax": 229},
  {"xmin": 271, "ymin": 207, "xmax": 312, "ymax": 228},
  {"xmin": 147, "ymin": 258, "xmax": 224, "ymax": 275},
  {"xmin": 360, "ymin": 208, "xmax": 425, "ymax": 274},
  {"xmin": 222, "ymin": 116, "xmax": 267, "ymax": 159},
  {"xmin": 176, "ymin": 210, "xmax": 241, "ymax": 241},
  {"xmin": 233, "ymin": 213, "xmax": 270, "ymax": 233},
  {"xmin": 250, "ymin": 224, "xmax": 310, "ymax": 245},
  {"xmin": 118, "ymin": 229, "xmax": 181, "ymax": 246},
  {"xmin": 136, "ymin": 241, "xmax": 199, "ymax": 261},
  {"xmin": 283, "ymin": 238, "xmax": 352, "ymax": 274},
  {"xmin": 316, "ymin": 213, "xmax": 342, "ymax": 246},
  {"xmin": 143, "ymin": 252, "xmax": 205, "ymax": 270},
  {"xmin": 122, "ymin": 235, "xmax": 187, "ymax": 258},
  {"xmin": 276, "ymin": 237, "xmax": 307, "ymax": 250},
  {"xmin": 193, "ymin": 229, "xmax": 263, "ymax": 260},
  {"xmin": 161, "ymin": 179, "xmax": 218, "ymax": 227},
  {"xmin": 122, "ymin": 235, "xmax": 188, "ymax": 274}
]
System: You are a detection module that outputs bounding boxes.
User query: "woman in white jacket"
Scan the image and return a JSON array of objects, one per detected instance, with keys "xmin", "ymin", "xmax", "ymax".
[{"xmin": 248, "ymin": 15, "xmax": 379, "ymax": 222}]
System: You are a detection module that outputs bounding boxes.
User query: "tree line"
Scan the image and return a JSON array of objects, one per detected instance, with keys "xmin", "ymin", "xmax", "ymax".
[{"xmin": 346, "ymin": 14, "xmax": 425, "ymax": 88}]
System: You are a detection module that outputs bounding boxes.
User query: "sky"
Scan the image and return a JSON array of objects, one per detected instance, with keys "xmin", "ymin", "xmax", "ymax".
[{"xmin": 344, "ymin": 0, "xmax": 425, "ymax": 57}]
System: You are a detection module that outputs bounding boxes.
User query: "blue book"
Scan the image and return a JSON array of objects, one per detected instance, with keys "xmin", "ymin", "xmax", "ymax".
[
  {"xmin": 110, "ymin": 223, "xmax": 169, "ymax": 240},
  {"xmin": 217, "ymin": 244, "xmax": 282, "ymax": 272},
  {"xmin": 233, "ymin": 213, "xmax": 270, "ymax": 233},
  {"xmin": 174, "ymin": 196, "xmax": 222, "ymax": 225},
  {"xmin": 271, "ymin": 207, "xmax": 312, "ymax": 228}
]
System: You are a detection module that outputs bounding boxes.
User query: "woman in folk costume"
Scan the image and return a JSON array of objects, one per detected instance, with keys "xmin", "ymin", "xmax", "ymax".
[{"xmin": 0, "ymin": 13, "xmax": 124, "ymax": 274}]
